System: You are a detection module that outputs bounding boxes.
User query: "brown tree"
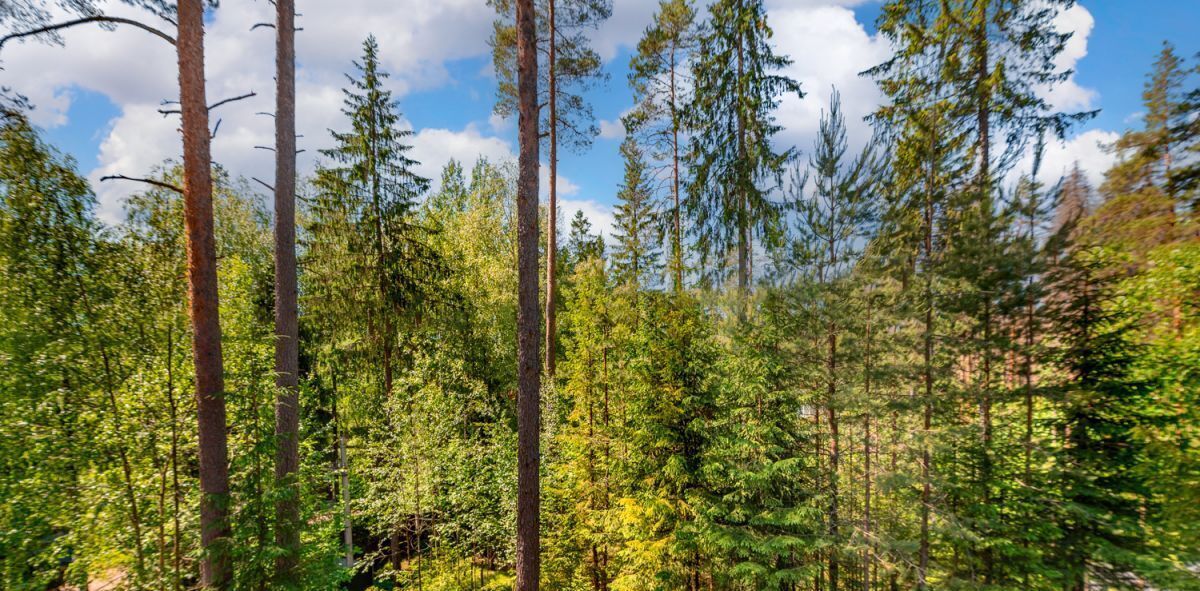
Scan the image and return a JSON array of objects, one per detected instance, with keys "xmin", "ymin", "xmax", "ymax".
[
  {"xmin": 271, "ymin": 0, "xmax": 301, "ymax": 584},
  {"xmin": 514, "ymin": 0, "xmax": 542, "ymax": 588}
]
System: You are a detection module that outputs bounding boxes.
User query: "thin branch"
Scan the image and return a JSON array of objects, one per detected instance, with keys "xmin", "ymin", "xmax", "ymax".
[
  {"xmin": 251, "ymin": 177, "xmax": 275, "ymax": 192},
  {"xmin": 160, "ymin": 92, "xmax": 256, "ymax": 117},
  {"xmin": 210, "ymin": 118, "xmax": 222, "ymax": 139},
  {"xmin": 0, "ymin": 16, "xmax": 176, "ymax": 50},
  {"xmin": 208, "ymin": 92, "xmax": 256, "ymax": 112},
  {"xmin": 251, "ymin": 23, "xmax": 275, "ymax": 31},
  {"xmin": 101, "ymin": 174, "xmax": 182, "ymax": 194},
  {"xmin": 255, "ymin": 146, "xmax": 276, "ymax": 152}
]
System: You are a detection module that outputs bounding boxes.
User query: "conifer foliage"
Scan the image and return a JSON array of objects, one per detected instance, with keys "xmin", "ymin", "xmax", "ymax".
[{"xmin": 0, "ymin": 2, "xmax": 1198, "ymax": 591}]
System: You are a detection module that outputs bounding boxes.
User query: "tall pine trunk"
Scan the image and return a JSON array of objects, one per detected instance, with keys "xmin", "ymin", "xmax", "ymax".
[
  {"xmin": 272, "ymin": 0, "xmax": 301, "ymax": 582},
  {"xmin": 177, "ymin": 0, "xmax": 231, "ymax": 585},
  {"xmin": 515, "ymin": 0, "xmax": 542, "ymax": 588},
  {"xmin": 544, "ymin": 0, "xmax": 558, "ymax": 377},
  {"xmin": 670, "ymin": 44, "xmax": 682, "ymax": 292},
  {"xmin": 827, "ymin": 327, "xmax": 840, "ymax": 591}
]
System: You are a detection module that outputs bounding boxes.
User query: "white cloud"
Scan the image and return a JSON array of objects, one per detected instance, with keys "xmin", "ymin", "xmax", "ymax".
[
  {"xmin": 589, "ymin": 0, "xmax": 661, "ymax": 62},
  {"xmin": 1036, "ymin": 129, "xmax": 1118, "ymax": 189},
  {"xmin": 411, "ymin": 123, "xmax": 515, "ymax": 188},
  {"xmin": 769, "ymin": 4, "xmax": 892, "ymax": 154},
  {"xmin": 598, "ymin": 117, "xmax": 626, "ymax": 140},
  {"xmin": 1041, "ymin": 3, "xmax": 1098, "ymax": 112},
  {"xmin": 488, "ymin": 112, "xmax": 512, "ymax": 133}
]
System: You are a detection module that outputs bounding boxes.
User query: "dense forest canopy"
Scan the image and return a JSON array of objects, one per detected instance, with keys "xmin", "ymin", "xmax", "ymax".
[{"xmin": 0, "ymin": 1, "xmax": 1198, "ymax": 590}]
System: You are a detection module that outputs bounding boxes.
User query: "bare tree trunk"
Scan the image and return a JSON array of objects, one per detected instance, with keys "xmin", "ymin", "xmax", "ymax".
[
  {"xmin": 178, "ymin": 0, "xmax": 231, "ymax": 585},
  {"xmin": 272, "ymin": 0, "xmax": 301, "ymax": 583},
  {"xmin": 339, "ymin": 432, "xmax": 353, "ymax": 568},
  {"xmin": 515, "ymin": 0, "xmax": 542, "ymax": 588},
  {"xmin": 827, "ymin": 327, "xmax": 840, "ymax": 591},
  {"xmin": 167, "ymin": 330, "xmax": 182, "ymax": 591},
  {"xmin": 918, "ymin": 170, "xmax": 934, "ymax": 591},
  {"xmin": 669, "ymin": 43, "xmax": 682, "ymax": 292},
  {"xmin": 544, "ymin": 0, "xmax": 558, "ymax": 378},
  {"xmin": 863, "ymin": 297, "xmax": 874, "ymax": 591}
]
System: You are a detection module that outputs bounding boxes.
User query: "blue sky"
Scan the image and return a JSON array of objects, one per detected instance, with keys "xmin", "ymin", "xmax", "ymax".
[{"xmin": 5, "ymin": 0, "xmax": 1199, "ymax": 231}]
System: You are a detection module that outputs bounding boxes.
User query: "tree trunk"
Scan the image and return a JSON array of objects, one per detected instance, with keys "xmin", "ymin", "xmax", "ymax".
[
  {"xmin": 670, "ymin": 44, "xmax": 682, "ymax": 292},
  {"xmin": 178, "ymin": 0, "xmax": 232, "ymax": 585},
  {"xmin": 863, "ymin": 297, "xmax": 873, "ymax": 591},
  {"xmin": 167, "ymin": 330, "xmax": 182, "ymax": 591},
  {"xmin": 918, "ymin": 165, "xmax": 934, "ymax": 591},
  {"xmin": 333, "ymin": 372, "xmax": 354, "ymax": 569},
  {"xmin": 827, "ymin": 327, "xmax": 840, "ymax": 591},
  {"xmin": 514, "ymin": 0, "xmax": 542, "ymax": 588},
  {"xmin": 544, "ymin": 0, "xmax": 558, "ymax": 378},
  {"xmin": 735, "ymin": 26, "xmax": 749, "ymax": 295},
  {"xmin": 272, "ymin": 0, "xmax": 301, "ymax": 583}
]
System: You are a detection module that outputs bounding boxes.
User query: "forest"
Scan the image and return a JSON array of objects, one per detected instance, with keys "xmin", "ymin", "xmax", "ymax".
[{"xmin": 0, "ymin": 0, "xmax": 1198, "ymax": 590}]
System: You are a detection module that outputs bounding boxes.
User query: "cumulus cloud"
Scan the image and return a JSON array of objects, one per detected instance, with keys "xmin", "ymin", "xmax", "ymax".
[
  {"xmin": 411, "ymin": 124, "xmax": 515, "ymax": 188},
  {"xmin": 1041, "ymin": 3, "xmax": 1098, "ymax": 112},
  {"xmin": 768, "ymin": 4, "xmax": 892, "ymax": 155},
  {"xmin": 598, "ymin": 117, "xmax": 626, "ymax": 140},
  {"xmin": 1036, "ymin": 129, "xmax": 1118, "ymax": 189}
]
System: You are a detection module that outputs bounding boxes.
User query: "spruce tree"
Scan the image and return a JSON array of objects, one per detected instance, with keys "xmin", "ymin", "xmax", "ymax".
[
  {"xmin": 306, "ymin": 35, "xmax": 442, "ymax": 571},
  {"xmin": 1094, "ymin": 44, "xmax": 1188, "ymax": 256},
  {"xmin": 1045, "ymin": 241, "xmax": 1152, "ymax": 591},
  {"xmin": 685, "ymin": 0, "xmax": 800, "ymax": 295},
  {"xmin": 611, "ymin": 138, "xmax": 662, "ymax": 292},
  {"xmin": 566, "ymin": 210, "xmax": 604, "ymax": 270}
]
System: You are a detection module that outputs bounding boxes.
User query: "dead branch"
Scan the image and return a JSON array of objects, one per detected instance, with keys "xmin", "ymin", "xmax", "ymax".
[
  {"xmin": 100, "ymin": 174, "xmax": 182, "ymax": 194},
  {"xmin": 0, "ymin": 16, "xmax": 176, "ymax": 50},
  {"xmin": 251, "ymin": 177, "xmax": 274, "ymax": 192},
  {"xmin": 208, "ymin": 92, "xmax": 256, "ymax": 111},
  {"xmin": 160, "ymin": 92, "xmax": 256, "ymax": 116}
]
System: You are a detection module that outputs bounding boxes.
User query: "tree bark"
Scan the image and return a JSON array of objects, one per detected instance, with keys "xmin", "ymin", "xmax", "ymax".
[
  {"xmin": 178, "ymin": 0, "xmax": 231, "ymax": 586},
  {"xmin": 515, "ymin": 0, "xmax": 542, "ymax": 588},
  {"xmin": 272, "ymin": 0, "xmax": 301, "ymax": 583},
  {"xmin": 863, "ymin": 296, "xmax": 873, "ymax": 591},
  {"xmin": 544, "ymin": 0, "xmax": 558, "ymax": 378},
  {"xmin": 827, "ymin": 327, "xmax": 840, "ymax": 591},
  {"xmin": 670, "ymin": 42, "xmax": 683, "ymax": 292}
]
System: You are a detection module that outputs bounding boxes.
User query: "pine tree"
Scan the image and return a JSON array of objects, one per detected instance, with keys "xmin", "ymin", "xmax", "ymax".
[
  {"xmin": 511, "ymin": 0, "xmax": 544, "ymax": 588},
  {"xmin": 627, "ymin": 0, "xmax": 697, "ymax": 292},
  {"xmin": 685, "ymin": 0, "xmax": 800, "ymax": 295},
  {"xmin": 270, "ymin": 0, "xmax": 301, "ymax": 582},
  {"xmin": 788, "ymin": 89, "xmax": 883, "ymax": 591},
  {"xmin": 490, "ymin": 0, "xmax": 611, "ymax": 377}
]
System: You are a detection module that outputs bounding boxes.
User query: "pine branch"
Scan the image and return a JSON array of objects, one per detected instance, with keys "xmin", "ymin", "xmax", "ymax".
[
  {"xmin": 0, "ymin": 16, "xmax": 176, "ymax": 50},
  {"xmin": 100, "ymin": 174, "xmax": 182, "ymax": 194}
]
